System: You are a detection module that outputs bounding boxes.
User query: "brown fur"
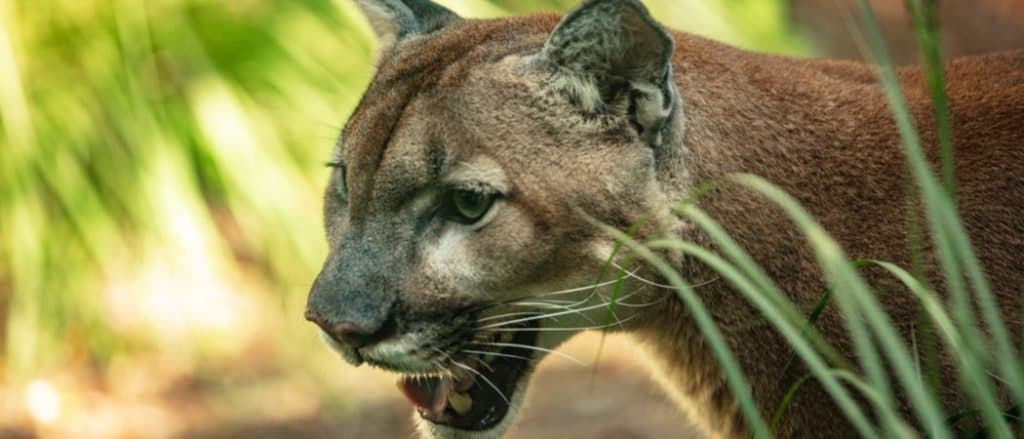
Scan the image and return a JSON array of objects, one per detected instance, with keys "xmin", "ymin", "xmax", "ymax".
[
  {"xmin": 311, "ymin": 4, "xmax": 1024, "ymax": 438},
  {"xmin": 640, "ymin": 36, "xmax": 1024, "ymax": 437}
]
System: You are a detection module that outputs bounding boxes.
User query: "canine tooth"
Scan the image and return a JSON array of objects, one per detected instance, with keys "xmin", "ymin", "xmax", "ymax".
[{"xmin": 448, "ymin": 391, "xmax": 473, "ymax": 415}]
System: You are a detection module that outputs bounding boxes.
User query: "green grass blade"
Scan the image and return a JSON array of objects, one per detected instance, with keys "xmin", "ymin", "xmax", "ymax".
[
  {"xmin": 779, "ymin": 289, "xmax": 832, "ymax": 379},
  {"xmin": 853, "ymin": 0, "xmax": 1024, "ymax": 407},
  {"xmin": 770, "ymin": 373, "xmax": 813, "ymax": 430},
  {"xmin": 832, "ymin": 370, "xmax": 917, "ymax": 435},
  {"xmin": 645, "ymin": 239, "xmax": 877, "ymax": 436},
  {"xmin": 904, "ymin": 0, "xmax": 955, "ymax": 198},
  {"xmin": 870, "ymin": 260, "xmax": 1012, "ymax": 437},
  {"xmin": 678, "ymin": 205, "xmax": 849, "ymax": 370},
  {"xmin": 589, "ymin": 221, "xmax": 773, "ymax": 438},
  {"xmin": 727, "ymin": 178, "xmax": 899, "ymax": 434},
  {"xmin": 734, "ymin": 173, "xmax": 951, "ymax": 438},
  {"xmin": 589, "ymin": 211, "xmax": 653, "ymax": 377}
]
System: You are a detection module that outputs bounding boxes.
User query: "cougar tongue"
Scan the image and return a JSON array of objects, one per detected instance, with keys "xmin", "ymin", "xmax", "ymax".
[{"xmin": 398, "ymin": 376, "xmax": 452, "ymax": 415}]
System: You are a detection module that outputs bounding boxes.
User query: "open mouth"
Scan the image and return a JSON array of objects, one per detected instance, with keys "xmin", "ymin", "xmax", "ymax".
[{"xmin": 397, "ymin": 322, "xmax": 539, "ymax": 430}]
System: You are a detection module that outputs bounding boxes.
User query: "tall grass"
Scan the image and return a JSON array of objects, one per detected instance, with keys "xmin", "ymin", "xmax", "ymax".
[
  {"xmin": 0, "ymin": 0, "xmax": 377, "ymax": 377},
  {"xmin": 600, "ymin": 1, "xmax": 1021, "ymax": 437}
]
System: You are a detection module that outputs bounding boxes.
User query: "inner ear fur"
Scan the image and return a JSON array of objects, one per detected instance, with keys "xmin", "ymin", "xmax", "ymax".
[{"xmin": 540, "ymin": 0, "xmax": 676, "ymax": 147}]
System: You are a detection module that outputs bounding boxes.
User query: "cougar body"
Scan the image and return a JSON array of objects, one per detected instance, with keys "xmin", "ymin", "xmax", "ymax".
[{"xmin": 305, "ymin": 1, "xmax": 1024, "ymax": 437}]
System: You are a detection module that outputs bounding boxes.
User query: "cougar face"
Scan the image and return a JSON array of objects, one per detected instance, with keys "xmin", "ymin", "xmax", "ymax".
[{"xmin": 306, "ymin": 1, "xmax": 681, "ymax": 436}]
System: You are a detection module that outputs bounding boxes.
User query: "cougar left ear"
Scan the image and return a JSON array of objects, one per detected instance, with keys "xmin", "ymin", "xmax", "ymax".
[
  {"xmin": 539, "ymin": 0, "xmax": 676, "ymax": 147},
  {"xmin": 355, "ymin": 0, "xmax": 461, "ymax": 48}
]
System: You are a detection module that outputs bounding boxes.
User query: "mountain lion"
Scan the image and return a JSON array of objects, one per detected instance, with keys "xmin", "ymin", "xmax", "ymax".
[{"xmin": 305, "ymin": 0, "xmax": 1024, "ymax": 437}]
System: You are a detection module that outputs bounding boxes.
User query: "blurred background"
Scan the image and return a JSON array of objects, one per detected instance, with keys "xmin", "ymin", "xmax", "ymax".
[{"xmin": 1, "ymin": 0, "xmax": 1021, "ymax": 437}]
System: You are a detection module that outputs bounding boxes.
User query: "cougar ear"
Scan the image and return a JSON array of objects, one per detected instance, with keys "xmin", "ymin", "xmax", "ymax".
[
  {"xmin": 540, "ymin": 0, "xmax": 676, "ymax": 147},
  {"xmin": 355, "ymin": 0, "xmax": 461, "ymax": 47}
]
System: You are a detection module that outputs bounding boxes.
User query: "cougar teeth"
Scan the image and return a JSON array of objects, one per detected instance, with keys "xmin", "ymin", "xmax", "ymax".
[{"xmin": 448, "ymin": 391, "xmax": 473, "ymax": 415}]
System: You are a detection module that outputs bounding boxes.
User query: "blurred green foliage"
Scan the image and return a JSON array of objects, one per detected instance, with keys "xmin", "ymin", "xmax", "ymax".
[{"xmin": 0, "ymin": 0, "xmax": 802, "ymax": 378}]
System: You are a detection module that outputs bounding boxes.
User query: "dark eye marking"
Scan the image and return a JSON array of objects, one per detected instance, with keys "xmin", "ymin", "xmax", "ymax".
[{"xmin": 326, "ymin": 160, "xmax": 347, "ymax": 200}]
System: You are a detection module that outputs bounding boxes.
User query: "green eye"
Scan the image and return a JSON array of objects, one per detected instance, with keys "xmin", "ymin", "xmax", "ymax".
[{"xmin": 444, "ymin": 189, "xmax": 497, "ymax": 224}]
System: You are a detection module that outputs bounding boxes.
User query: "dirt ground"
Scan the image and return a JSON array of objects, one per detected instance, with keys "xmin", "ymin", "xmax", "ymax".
[
  {"xmin": 217, "ymin": 364, "xmax": 699, "ymax": 439},
  {"xmin": 185, "ymin": 334, "xmax": 703, "ymax": 439},
  {"xmin": 1, "ymin": 334, "xmax": 703, "ymax": 439}
]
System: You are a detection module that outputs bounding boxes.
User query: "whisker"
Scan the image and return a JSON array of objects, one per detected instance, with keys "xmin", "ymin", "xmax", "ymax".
[
  {"xmin": 472, "ymin": 341, "xmax": 586, "ymax": 366},
  {"xmin": 506, "ymin": 297, "xmax": 581, "ymax": 305},
  {"xmin": 504, "ymin": 301, "xmax": 599, "ymax": 324},
  {"xmin": 610, "ymin": 261, "xmax": 720, "ymax": 290},
  {"xmin": 475, "ymin": 358, "xmax": 496, "ymax": 373},
  {"xmin": 598, "ymin": 290, "xmax": 671, "ymax": 308},
  {"xmin": 478, "ymin": 302, "xmax": 593, "ymax": 330},
  {"xmin": 691, "ymin": 276, "xmax": 721, "ymax": 289},
  {"xmin": 450, "ymin": 359, "xmax": 510, "ymax": 404},
  {"xmin": 470, "ymin": 269, "xmax": 645, "ymax": 314},
  {"xmin": 986, "ymin": 369, "xmax": 1010, "ymax": 386},
  {"xmin": 461, "ymin": 349, "xmax": 536, "ymax": 363},
  {"xmin": 483, "ymin": 315, "xmax": 640, "ymax": 332},
  {"xmin": 520, "ymin": 267, "xmax": 653, "ymax": 310},
  {"xmin": 432, "ymin": 347, "xmax": 494, "ymax": 373},
  {"xmin": 476, "ymin": 311, "xmax": 547, "ymax": 323},
  {"xmin": 477, "ymin": 290, "xmax": 646, "ymax": 330},
  {"xmin": 508, "ymin": 301, "xmax": 588, "ymax": 310},
  {"xmin": 588, "ymin": 284, "xmax": 662, "ymax": 330},
  {"xmin": 527, "ymin": 267, "xmax": 642, "ymax": 298},
  {"xmin": 428, "ymin": 359, "xmax": 453, "ymax": 378}
]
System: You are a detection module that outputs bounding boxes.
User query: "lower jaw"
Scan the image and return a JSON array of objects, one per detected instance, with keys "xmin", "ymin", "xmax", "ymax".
[
  {"xmin": 412, "ymin": 323, "xmax": 539, "ymax": 431},
  {"xmin": 417, "ymin": 375, "xmax": 527, "ymax": 435},
  {"xmin": 415, "ymin": 392, "xmax": 521, "ymax": 439}
]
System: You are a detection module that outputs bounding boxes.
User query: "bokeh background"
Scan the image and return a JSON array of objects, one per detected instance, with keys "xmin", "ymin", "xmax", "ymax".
[{"xmin": 1, "ymin": 0, "xmax": 1021, "ymax": 437}]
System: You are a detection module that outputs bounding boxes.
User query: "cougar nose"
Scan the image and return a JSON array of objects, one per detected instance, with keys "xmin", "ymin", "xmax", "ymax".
[{"xmin": 305, "ymin": 310, "xmax": 392, "ymax": 349}]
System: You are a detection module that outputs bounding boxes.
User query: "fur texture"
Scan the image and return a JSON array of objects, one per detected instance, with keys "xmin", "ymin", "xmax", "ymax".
[{"xmin": 307, "ymin": 1, "xmax": 1024, "ymax": 437}]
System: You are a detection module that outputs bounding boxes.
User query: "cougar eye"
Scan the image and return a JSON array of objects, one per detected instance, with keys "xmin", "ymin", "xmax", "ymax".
[{"xmin": 442, "ymin": 189, "xmax": 497, "ymax": 225}]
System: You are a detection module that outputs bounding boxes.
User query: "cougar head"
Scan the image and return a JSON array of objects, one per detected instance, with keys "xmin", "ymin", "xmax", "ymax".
[{"xmin": 306, "ymin": 1, "xmax": 684, "ymax": 437}]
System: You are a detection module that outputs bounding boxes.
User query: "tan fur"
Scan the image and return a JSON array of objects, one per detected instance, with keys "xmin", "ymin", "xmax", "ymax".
[{"xmin": 311, "ymin": 3, "xmax": 1024, "ymax": 438}]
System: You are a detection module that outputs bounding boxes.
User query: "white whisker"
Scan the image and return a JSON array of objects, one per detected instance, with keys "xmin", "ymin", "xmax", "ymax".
[
  {"xmin": 484, "ymin": 315, "xmax": 640, "ymax": 332},
  {"xmin": 476, "ymin": 311, "xmax": 546, "ymax": 323},
  {"xmin": 611, "ymin": 261, "xmax": 720, "ymax": 290},
  {"xmin": 507, "ymin": 268, "xmax": 643, "ymax": 301},
  {"xmin": 505, "ymin": 301, "xmax": 599, "ymax": 324},
  {"xmin": 579, "ymin": 285, "xmax": 647, "ymax": 330},
  {"xmin": 599, "ymin": 290, "xmax": 671, "ymax": 308},
  {"xmin": 461, "ymin": 349, "xmax": 536, "ymax": 363},
  {"xmin": 477, "ymin": 268, "xmax": 644, "ymax": 326},
  {"xmin": 450, "ymin": 359, "xmax": 510, "ymax": 404},
  {"xmin": 509, "ymin": 298, "xmax": 579, "ymax": 305},
  {"xmin": 511, "ymin": 301, "xmax": 590, "ymax": 310},
  {"xmin": 477, "ymin": 289, "xmax": 645, "ymax": 330},
  {"xmin": 473, "ymin": 341, "xmax": 586, "ymax": 366}
]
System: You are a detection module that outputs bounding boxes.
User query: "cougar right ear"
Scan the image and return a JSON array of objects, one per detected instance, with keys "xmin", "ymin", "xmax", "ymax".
[
  {"xmin": 355, "ymin": 0, "xmax": 461, "ymax": 48},
  {"xmin": 538, "ymin": 0, "xmax": 676, "ymax": 148}
]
